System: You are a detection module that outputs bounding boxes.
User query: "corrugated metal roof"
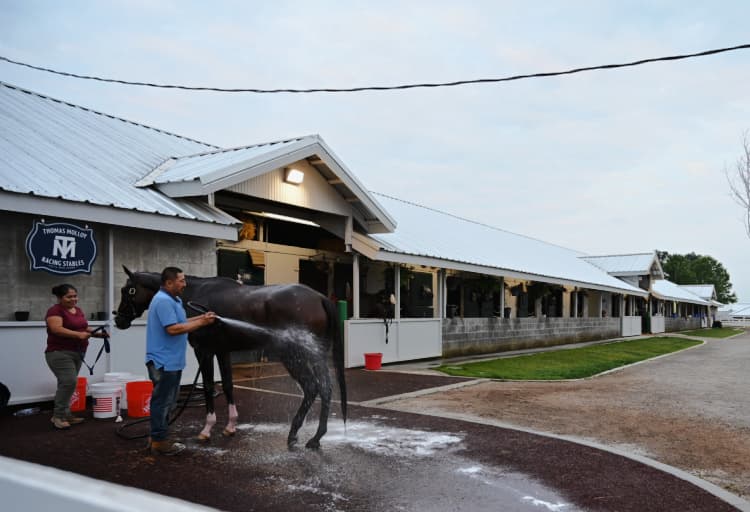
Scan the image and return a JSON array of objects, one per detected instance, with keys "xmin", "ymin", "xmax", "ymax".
[
  {"xmin": 719, "ymin": 303, "xmax": 750, "ymax": 315},
  {"xmin": 679, "ymin": 284, "xmax": 716, "ymax": 301},
  {"xmin": 137, "ymin": 137, "xmax": 310, "ymax": 186},
  {"xmin": 136, "ymin": 134, "xmax": 397, "ymax": 234},
  {"xmin": 0, "ymin": 81, "xmax": 238, "ymax": 228},
  {"xmin": 367, "ymin": 193, "xmax": 647, "ymax": 295},
  {"xmin": 580, "ymin": 253, "xmax": 658, "ymax": 275},
  {"xmin": 651, "ymin": 279, "xmax": 708, "ymax": 305}
]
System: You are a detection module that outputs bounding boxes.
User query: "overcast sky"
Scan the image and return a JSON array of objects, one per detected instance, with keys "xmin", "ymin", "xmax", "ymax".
[{"xmin": 2, "ymin": 1, "xmax": 749, "ymax": 300}]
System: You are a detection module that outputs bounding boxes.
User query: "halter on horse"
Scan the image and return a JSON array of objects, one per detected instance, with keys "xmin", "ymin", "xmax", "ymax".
[{"xmin": 114, "ymin": 266, "xmax": 347, "ymax": 449}]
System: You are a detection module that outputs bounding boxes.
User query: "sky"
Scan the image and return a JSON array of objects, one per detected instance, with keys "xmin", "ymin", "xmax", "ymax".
[{"xmin": 2, "ymin": 1, "xmax": 749, "ymax": 300}]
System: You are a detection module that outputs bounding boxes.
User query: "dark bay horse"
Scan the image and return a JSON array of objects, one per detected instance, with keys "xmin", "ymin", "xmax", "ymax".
[{"xmin": 114, "ymin": 266, "xmax": 347, "ymax": 449}]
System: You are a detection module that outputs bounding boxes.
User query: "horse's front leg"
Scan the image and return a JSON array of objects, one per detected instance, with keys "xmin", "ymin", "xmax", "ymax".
[
  {"xmin": 217, "ymin": 351, "xmax": 238, "ymax": 436},
  {"xmin": 195, "ymin": 348, "xmax": 217, "ymax": 441}
]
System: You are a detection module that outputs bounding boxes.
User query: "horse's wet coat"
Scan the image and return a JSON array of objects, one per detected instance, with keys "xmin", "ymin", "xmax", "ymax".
[{"xmin": 114, "ymin": 267, "xmax": 347, "ymax": 449}]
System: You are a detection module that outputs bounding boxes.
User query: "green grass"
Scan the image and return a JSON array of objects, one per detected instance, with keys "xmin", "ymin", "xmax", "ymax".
[
  {"xmin": 678, "ymin": 327, "xmax": 744, "ymax": 338},
  {"xmin": 437, "ymin": 337, "xmax": 701, "ymax": 380}
]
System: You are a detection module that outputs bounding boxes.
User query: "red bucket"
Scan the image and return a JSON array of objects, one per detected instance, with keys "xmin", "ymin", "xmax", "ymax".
[
  {"xmin": 125, "ymin": 380, "xmax": 153, "ymax": 418},
  {"xmin": 69, "ymin": 376, "xmax": 87, "ymax": 412},
  {"xmin": 364, "ymin": 352, "xmax": 382, "ymax": 371}
]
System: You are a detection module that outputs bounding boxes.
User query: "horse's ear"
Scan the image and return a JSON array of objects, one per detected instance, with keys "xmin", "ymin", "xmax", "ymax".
[{"xmin": 123, "ymin": 265, "xmax": 134, "ymax": 279}]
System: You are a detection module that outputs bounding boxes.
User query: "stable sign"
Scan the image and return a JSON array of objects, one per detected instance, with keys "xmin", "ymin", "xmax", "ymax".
[{"xmin": 25, "ymin": 221, "xmax": 97, "ymax": 275}]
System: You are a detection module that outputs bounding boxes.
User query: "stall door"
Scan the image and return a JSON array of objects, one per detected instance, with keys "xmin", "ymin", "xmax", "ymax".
[{"xmin": 265, "ymin": 253, "xmax": 299, "ymax": 284}]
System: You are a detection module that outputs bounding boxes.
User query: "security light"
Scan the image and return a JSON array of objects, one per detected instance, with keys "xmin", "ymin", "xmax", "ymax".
[{"xmin": 284, "ymin": 168, "xmax": 304, "ymax": 184}]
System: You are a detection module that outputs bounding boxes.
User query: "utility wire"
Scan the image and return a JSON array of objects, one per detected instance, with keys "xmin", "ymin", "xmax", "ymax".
[{"xmin": 1, "ymin": 43, "xmax": 749, "ymax": 94}]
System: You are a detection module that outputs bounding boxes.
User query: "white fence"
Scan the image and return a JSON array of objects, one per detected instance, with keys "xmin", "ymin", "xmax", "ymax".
[
  {"xmin": 344, "ymin": 318, "xmax": 442, "ymax": 368},
  {"xmin": 722, "ymin": 319, "xmax": 750, "ymax": 328},
  {"xmin": 650, "ymin": 315, "xmax": 666, "ymax": 334},
  {"xmin": 1, "ymin": 320, "xmax": 212, "ymax": 406},
  {"xmin": 620, "ymin": 316, "xmax": 641, "ymax": 337}
]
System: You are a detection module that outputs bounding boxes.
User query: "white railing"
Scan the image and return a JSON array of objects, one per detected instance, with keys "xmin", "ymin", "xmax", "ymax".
[
  {"xmin": 722, "ymin": 319, "xmax": 750, "ymax": 328},
  {"xmin": 0, "ymin": 455, "xmax": 217, "ymax": 511}
]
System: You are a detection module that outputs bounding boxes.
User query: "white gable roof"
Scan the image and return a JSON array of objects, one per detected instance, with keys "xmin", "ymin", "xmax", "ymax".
[
  {"xmin": 136, "ymin": 134, "xmax": 396, "ymax": 234},
  {"xmin": 719, "ymin": 303, "xmax": 750, "ymax": 316},
  {"xmin": 651, "ymin": 279, "xmax": 709, "ymax": 305},
  {"xmin": 581, "ymin": 252, "xmax": 664, "ymax": 278},
  {"xmin": 358, "ymin": 193, "xmax": 647, "ymax": 296},
  {"xmin": 679, "ymin": 284, "xmax": 717, "ymax": 302}
]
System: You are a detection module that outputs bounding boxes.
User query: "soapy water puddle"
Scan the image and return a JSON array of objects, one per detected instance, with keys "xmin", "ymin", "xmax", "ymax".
[{"xmin": 184, "ymin": 416, "xmax": 579, "ymax": 511}]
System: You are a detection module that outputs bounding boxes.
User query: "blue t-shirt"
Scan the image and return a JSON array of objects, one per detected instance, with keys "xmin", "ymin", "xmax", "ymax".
[{"xmin": 145, "ymin": 289, "xmax": 188, "ymax": 371}]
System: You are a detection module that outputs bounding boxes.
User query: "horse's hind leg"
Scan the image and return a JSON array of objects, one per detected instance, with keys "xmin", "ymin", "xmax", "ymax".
[
  {"xmin": 195, "ymin": 348, "xmax": 217, "ymax": 441},
  {"xmin": 217, "ymin": 351, "xmax": 238, "ymax": 436},
  {"xmin": 288, "ymin": 383, "xmax": 316, "ymax": 449},
  {"xmin": 305, "ymin": 363, "xmax": 332, "ymax": 450}
]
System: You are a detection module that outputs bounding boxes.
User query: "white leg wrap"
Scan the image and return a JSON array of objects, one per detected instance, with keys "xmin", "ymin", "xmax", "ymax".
[
  {"xmin": 224, "ymin": 404, "xmax": 239, "ymax": 435},
  {"xmin": 199, "ymin": 412, "xmax": 217, "ymax": 440}
]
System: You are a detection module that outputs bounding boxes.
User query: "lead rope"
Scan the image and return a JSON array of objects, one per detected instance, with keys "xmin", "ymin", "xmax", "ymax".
[{"xmin": 81, "ymin": 326, "xmax": 110, "ymax": 376}]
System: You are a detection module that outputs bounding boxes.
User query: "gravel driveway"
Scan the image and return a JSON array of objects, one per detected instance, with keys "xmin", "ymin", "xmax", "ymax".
[{"xmin": 379, "ymin": 330, "xmax": 750, "ymax": 499}]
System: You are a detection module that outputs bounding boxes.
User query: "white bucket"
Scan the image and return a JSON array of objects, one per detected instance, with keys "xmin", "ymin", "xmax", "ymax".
[
  {"xmin": 90, "ymin": 382, "xmax": 121, "ymax": 419},
  {"xmin": 104, "ymin": 372, "xmax": 134, "ymax": 411}
]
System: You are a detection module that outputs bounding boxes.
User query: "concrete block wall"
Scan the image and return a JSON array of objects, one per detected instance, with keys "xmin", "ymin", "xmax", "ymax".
[
  {"xmin": 664, "ymin": 317, "xmax": 702, "ymax": 333},
  {"xmin": 442, "ymin": 316, "xmax": 621, "ymax": 358},
  {"xmin": 111, "ymin": 227, "xmax": 217, "ymax": 307},
  {"xmin": 0, "ymin": 212, "xmax": 218, "ymax": 322},
  {"xmin": 1, "ymin": 212, "xmax": 107, "ymax": 321}
]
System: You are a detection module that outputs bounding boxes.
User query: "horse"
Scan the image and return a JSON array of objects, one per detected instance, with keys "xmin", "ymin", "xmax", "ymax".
[{"xmin": 113, "ymin": 266, "xmax": 347, "ymax": 449}]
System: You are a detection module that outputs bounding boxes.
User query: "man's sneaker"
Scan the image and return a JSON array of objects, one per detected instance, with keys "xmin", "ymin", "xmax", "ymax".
[
  {"xmin": 51, "ymin": 417, "xmax": 71, "ymax": 430},
  {"xmin": 65, "ymin": 415, "xmax": 84, "ymax": 425},
  {"xmin": 150, "ymin": 439, "xmax": 186, "ymax": 456}
]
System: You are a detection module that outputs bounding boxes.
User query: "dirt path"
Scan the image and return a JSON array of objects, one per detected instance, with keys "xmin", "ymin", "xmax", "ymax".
[{"xmin": 380, "ymin": 332, "xmax": 750, "ymax": 499}]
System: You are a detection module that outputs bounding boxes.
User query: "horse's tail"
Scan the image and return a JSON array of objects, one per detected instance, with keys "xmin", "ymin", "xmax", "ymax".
[{"xmin": 322, "ymin": 297, "xmax": 347, "ymax": 423}]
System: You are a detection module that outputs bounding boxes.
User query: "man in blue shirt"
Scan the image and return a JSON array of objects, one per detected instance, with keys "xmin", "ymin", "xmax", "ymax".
[{"xmin": 146, "ymin": 266, "xmax": 215, "ymax": 455}]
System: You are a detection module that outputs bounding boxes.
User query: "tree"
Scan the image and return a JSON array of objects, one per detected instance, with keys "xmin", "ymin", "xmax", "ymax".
[
  {"xmin": 657, "ymin": 252, "xmax": 737, "ymax": 304},
  {"xmin": 725, "ymin": 132, "xmax": 750, "ymax": 238}
]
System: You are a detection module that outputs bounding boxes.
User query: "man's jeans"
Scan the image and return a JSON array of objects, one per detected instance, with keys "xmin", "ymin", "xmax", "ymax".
[
  {"xmin": 45, "ymin": 350, "xmax": 82, "ymax": 418},
  {"xmin": 147, "ymin": 362, "xmax": 182, "ymax": 441}
]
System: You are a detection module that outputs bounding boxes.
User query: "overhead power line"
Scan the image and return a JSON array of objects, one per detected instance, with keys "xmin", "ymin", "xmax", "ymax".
[{"xmin": 1, "ymin": 43, "xmax": 748, "ymax": 94}]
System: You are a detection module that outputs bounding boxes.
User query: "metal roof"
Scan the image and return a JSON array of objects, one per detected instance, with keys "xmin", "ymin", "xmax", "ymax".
[
  {"xmin": 581, "ymin": 252, "xmax": 662, "ymax": 277},
  {"xmin": 136, "ymin": 137, "xmax": 309, "ymax": 187},
  {"xmin": 650, "ymin": 279, "xmax": 709, "ymax": 305},
  {"xmin": 365, "ymin": 193, "xmax": 648, "ymax": 296},
  {"xmin": 0, "ymin": 81, "xmax": 239, "ymax": 236},
  {"xmin": 719, "ymin": 303, "xmax": 750, "ymax": 316},
  {"xmin": 679, "ymin": 284, "xmax": 717, "ymax": 301},
  {"xmin": 136, "ymin": 134, "xmax": 396, "ymax": 234}
]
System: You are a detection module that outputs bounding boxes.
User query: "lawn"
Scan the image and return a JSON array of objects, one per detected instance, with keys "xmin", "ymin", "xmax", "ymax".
[
  {"xmin": 437, "ymin": 337, "xmax": 701, "ymax": 380},
  {"xmin": 678, "ymin": 327, "xmax": 744, "ymax": 339}
]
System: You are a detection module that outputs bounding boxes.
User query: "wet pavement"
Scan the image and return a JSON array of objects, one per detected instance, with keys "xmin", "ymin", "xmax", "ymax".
[{"xmin": 0, "ymin": 367, "xmax": 744, "ymax": 511}]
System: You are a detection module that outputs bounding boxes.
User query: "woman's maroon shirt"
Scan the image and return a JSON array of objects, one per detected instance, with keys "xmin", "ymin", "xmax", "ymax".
[{"xmin": 45, "ymin": 304, "xmax": 89, "ymax": 353}]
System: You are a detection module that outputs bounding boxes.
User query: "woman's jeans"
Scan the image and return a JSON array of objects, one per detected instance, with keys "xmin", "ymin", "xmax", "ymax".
[
  {"xmin": 45, "ymin": 350, "xmax": 82, "ymax": 419},
  {"xmin": 147, "ymin": 362, "xmax": 182, "ymax": 441}
]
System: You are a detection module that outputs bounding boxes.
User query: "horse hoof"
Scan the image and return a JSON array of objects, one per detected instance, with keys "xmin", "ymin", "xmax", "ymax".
[
  {"xmin": 222, "ymin": 429, "xmax": 236, "ymax": 437},
  {"xmin": 197, "ymin": 433, "xmax": 211, "ymax": 442},
  {"xmin": 305, "ymin": 439, "xmax": 321, "ymax": 450}
]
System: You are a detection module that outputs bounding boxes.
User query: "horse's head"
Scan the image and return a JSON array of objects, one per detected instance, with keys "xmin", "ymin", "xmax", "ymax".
[{"xmin": 114, "ymin": 265, "xmax": 159, "ymax": 329}]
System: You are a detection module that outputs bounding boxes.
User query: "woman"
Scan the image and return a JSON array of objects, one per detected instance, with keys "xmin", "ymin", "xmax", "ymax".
[{"xmin": 45, "ymin": 284, "xmax": 108, "ymax": 430}]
